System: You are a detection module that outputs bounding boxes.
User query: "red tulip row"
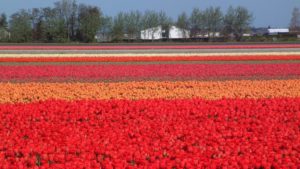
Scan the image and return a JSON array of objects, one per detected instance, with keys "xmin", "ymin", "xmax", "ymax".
[
  {"xmin": 1, "ymin": 63, "xmax": 300, "ymax": 82},
  {"xmin": 1, "ymin": 44, "xmax": 300, "ymax": 50},
  {"xmin": 0, "ymin": 98, "xmax": 299, "ymax": 168},
  {"xmin": 1, "ymin": 55, "xmax": 300, "ymax": 62}
]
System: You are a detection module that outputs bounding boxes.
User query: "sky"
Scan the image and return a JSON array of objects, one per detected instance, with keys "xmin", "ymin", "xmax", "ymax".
[{"xmin": 0, "ymin": 0, "xmax": 299, "ymax": 28}]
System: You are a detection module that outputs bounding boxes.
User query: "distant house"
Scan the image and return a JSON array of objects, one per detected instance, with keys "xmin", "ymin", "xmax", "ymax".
[
  {"xmin": 267, "ymin": 28, "xmax": 289, "ymax": 35},
  {"xmin": 242, "ymin": 33, "xmax": 252, "ymax": 37},
  {"xmin": 141, "ymin": 26, "xmax": 190, "ymax": 40},
  {"xmin": 169, "ymin": 26, "xmax": 190, "ymax": 39},
  {"xmin": 123, "ymin": 33, "xmax": 140, "ymax": 41},
  {"xmin": 141, "ymin": 26, "xmax": 164, "ymax": 40},
  {"xmin": 190, "ymin": 31, "xmax": 221, "ymax": 39},
  {"xmin": 95, "ymin": 31, "xmax": 112, "ymax": 42},
  {"xmin": 204, "ymin": 32, "xmax": 221, "ymax": 38}
]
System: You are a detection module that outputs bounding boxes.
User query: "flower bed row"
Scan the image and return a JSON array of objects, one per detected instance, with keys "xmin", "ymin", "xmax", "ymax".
[
  {"xmin": 1, "ymin": 80, "xmax": 300, "ymax": 103},
  {"xmin": 1, "ymin": 55, "xmax": 300, "ymax": 62},
  {"xmin": 1, "ymin": 44, "xmax": 300, "ymax": 50},
  {"xmin": 0, "ymin": 98, "xmax": 299, "ymax": 168},
  {"xmin": 1, "ymin": 63, "xmax": 300, "ymax": 82}
]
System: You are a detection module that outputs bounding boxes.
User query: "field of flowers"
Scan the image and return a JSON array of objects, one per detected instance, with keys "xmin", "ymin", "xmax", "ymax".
[{"xmin": 0, "ymin": 44, "xmax": 300, "ymax": 168}]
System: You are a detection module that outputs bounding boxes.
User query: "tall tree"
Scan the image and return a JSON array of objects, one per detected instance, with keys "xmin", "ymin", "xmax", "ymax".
[
  {"xmin": 112, "ymin": 12, "xmax": 125, "ymax": 41},
  {"xmin": 233, "ymin": 6, "xmax": 252, "ymax": 41},
  {"xmin": 290, "ymin": 7, "xmax": 300, "ymax": 32},
  {"xmin": 158, "ymin": 11, "xmax": 173, "ymax": 39},
  {"xmin": 142, "ymin": 10, "xmax": 159, "ymax": 29},
  {"xmin": 203, "ymin": 7, "xmax": 223, "ymax": 39},
  {"xmin": 141, "ymin": 10, "xmax": 159, "ymax": 40},
  {"xmin": 189, "ymin": 8, "xmax": 203, "ymax": 38},
  {"xmin": 97, "ymin": 16, "xmax": 113, "ymax": 42},
  {"xmin": 42, "ymin": 7, "xmax": 66, "ymax": 42},
  {"xmin": 177, "ymin": 12, "xmax": 189, "ymax": 30},
  {"xmin": 31, "ymin": 8, "xmax": 45, "ymax": 41},
  {"xmin": 0, "ymin": 13, "xmax": 8, "ymax": 29},
  {"xmin": 69, "ymin": 0, "xmax": 78, "ymax": 40},
  {"xmin": 77, "ymin": 4, "xmax": 102, "ymax": 42},
  {"xmin": 223, "ymin": 6, "xmax": 235, "ymax": 38},
  {"xmin": 124, "ymin": 11, "xmax": 143, "ymax": 40},
  {"xmin": 0, "ymin": 13, "xmax": 9, "ymax": 41},
  {"xmin": 54, "ymin": 0, "xmax": 78, "ymax": 41},
  {"xmin": 9, "ymin": 9, "xmax": 32, "ymax": 42},
  {"xmin": 176, "ymin": 12, "xmax": 190, "ymax": 38},
  {"xmin": 223, "ymin": 6, "xmax": 252, "ymax": 41}
]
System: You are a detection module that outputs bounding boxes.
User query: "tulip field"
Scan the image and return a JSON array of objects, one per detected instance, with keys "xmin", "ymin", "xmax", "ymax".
[{"xmin": 0, "ymin": 44, "xmax": 300, "ymax": 168}]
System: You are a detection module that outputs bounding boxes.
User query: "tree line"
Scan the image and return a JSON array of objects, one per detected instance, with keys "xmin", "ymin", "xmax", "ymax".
[
  {"xmin": 2, "ymin": 0, "xmax": 287, "ymax": 43},
  {"xmin": 0, "ymin": 0, "xmax": 101, "ymax": 42},
  {"xmin": 108, "ymin": 6, "xmax": 253, "ymax": 42}
]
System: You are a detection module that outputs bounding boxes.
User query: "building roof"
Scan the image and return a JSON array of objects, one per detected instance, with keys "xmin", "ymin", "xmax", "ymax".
[{"xmin": 268, "ymin": 28, "xmax": 289, "ymax": 33}]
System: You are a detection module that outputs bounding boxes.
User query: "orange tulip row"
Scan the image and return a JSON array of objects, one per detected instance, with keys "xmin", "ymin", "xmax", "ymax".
[{"xmin": 1, "ymin": 79, "xmax": 300, "ymax": 103}]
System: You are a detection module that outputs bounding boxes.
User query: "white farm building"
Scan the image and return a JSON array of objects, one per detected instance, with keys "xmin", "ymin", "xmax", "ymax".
[
  {"xmin": 268, "ymin": 28, "xmax": 289, "ymax": 35},
  {"xmin": 141, "ymin": 26, "xmax": 163, "ymax": 40},
  {"xmin": 141, "ymin": 26, "xmax": 190, "ymax": 40},
  {"xmin": 169, "ymin": 26, "xmax": 190, "ymax": 39}
]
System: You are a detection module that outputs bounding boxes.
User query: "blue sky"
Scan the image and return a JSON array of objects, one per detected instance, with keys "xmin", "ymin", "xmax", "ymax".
[{"xmin": 0, "ymin": 0, "xmax": 299, "ymax": 27}]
